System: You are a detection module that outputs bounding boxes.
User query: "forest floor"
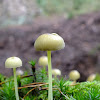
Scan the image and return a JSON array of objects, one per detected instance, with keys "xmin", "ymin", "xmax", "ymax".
[{"xmin": 0, "ymin": 11, "xmax": 100, "ymax": 81}]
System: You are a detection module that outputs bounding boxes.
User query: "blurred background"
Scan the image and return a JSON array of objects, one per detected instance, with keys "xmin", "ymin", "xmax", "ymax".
[{"xmin": 0, "ymin": 0, "xmax": 100, "ymax": 81}]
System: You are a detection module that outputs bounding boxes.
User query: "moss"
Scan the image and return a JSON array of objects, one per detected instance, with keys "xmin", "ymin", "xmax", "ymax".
[{"xmin": 0, "ymin": 68, "xmax": 100, "ymax": 100}]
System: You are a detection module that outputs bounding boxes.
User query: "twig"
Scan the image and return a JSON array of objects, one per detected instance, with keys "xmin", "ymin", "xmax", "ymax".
[
  {"xmin": 0, "ymin": 79, "xmax": 13, "ymax": 85},
  {"xmin": 23, "ymin": 88, "xmax": 36, "ymax": 99},
  {"xmin": 18, "ymin": 83, "xmax": 48, "ymax": 89},
  {"xmin": 23, "ymin": 82, "xmax": 46, "ymax": 86},
  {"xmin": 21, "ymin": 75, "xmax": 33, "ymax": 78},
  {"xmin": 0, "ymin": 75, "xmax": 33, "ymax": 85}
]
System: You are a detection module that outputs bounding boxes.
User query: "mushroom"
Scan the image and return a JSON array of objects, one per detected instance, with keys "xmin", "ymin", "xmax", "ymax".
[
  {"xmin": 52, "ymin": 69, "xmax": 61, "ymax": 78},
  {"xmin": 69, "ymin": 70, "xmax": 80, "ymax": 84},
  {"xmin": 5, "ymin": 57, "xmax": 22, "ymax": 100},
  {"xmin": 87, "ymin": 74, "xmax": 96, "ymax": 82},
  {"xmin": 34, "ymin": 33, "xmax": 65, "ymax": 100},
  {"xmin": 38, "ymin": 56, "xmax": 48, "ymax": 70},
  {"xmin": 16, "ymin": 69, "xmax": 24, "ymax": 76}
]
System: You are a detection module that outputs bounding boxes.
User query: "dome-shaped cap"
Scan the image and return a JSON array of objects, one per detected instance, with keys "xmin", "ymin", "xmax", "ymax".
[
  {"xmin": 52, "ymin": 69, "xmax": 61, "ymax": 76},
  {"xmin": 69, "ymin": 70, "xmax": 80, "ymax": 81},
  {"xmin": 34, "ymin": 33, "xmax": 65, "ymax": 51},
  {"xmin": 38, "ymin": 56, "xmax": 48, "ymax": 66},
  {"xmin": 87, "ymin": 74, "xmax": 96, "ymax": 82},
  {"xmin": 16, "ymin": 69, "xmax": 24, "ymax": 76},
  {"xmin": 5, "ymin": 57, "xmax": 22, "ymax": 68}
]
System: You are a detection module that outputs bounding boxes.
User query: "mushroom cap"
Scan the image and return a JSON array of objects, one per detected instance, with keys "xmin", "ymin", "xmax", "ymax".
[
  {"xmin": 69, "ymin": 70, "xmax": 80, "ymax": 81},
  {"xmin": 52, "ymin": 69, "xmax": 61, "ymax": 76},
  {"xmin": 5, "ymin": 57, "xmax": 22, "ymax": 68},
  {"xmin": 38, "ymin": 56, "xmax": 48, "ymax": 66},
  {"xmin": 87, "ymin": 74, "xmax": 96, "ymax": 82},
  {"xmin": 34, "ymin": 33, "xmax": 65, "ymax": 51},
  {"xmin": 16, "ymin": 69, "xmax": 24, "ymax": 76}
]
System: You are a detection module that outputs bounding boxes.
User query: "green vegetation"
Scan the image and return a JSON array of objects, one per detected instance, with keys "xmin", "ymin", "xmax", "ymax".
[
  {"xmin": 36, "ymin": 0, "xmax": 100, "ymax": 18},
  {"xmin": 0, "ymin": 62, "xmax": 100, "ymax": 100}
]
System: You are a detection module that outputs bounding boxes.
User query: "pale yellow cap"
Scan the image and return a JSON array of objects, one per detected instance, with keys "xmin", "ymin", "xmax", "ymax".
[
  {"xmin": 52, "ymin": 69, "xmax": 61, "ymax": 76},
  {"xmin": 87, "ymin": 74, "xmax": 96, "ymax": 82},
  {"xmin": 69, "ymin": 70, "xmax": 80, "ymax": 81},
  {"xmin": 5, "ymin": 57, "xmax": 22, "ymax": 68},
  {"xmin": 34, "ymin": 33, "xmax": 65, "ymax": 51},
  {"xmin": 38, "ymin": 56, "xmax": 48, "ymax": 66}
]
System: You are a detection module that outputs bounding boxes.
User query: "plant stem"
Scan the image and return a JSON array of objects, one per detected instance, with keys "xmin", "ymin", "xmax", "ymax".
[
  {"xmin": 32, "ymin": 66, "xmax": 36, "ymax": 82},
  {"xmin": 47, "ymin": 51, "xmax": 53, "ymax": 100},
  {"xmin": 43, "ymin": 66, "xmax": 46, "ymax": 71},
  {"xmin": 54, "ymin": 75, "xmax": 57, "ymax": 80},
  {"xmin": 13, "ymin": 68, "xmax": 19, "ymax": 100}
]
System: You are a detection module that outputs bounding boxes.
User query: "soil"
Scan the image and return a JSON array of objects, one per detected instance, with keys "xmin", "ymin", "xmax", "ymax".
[{"xmin": 0, "ymin": 12, "xmax": 100, "ymax": 81}]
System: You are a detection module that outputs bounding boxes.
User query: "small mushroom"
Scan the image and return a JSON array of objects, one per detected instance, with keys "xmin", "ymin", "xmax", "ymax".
[
  {"xmin": 5, "ymin": 57, "xmax": 22, "ymax": 100},
  {"xmin": 69, "ymin": 70, "xmax": 80, "ymax": 83},
  {"xmin": 52, "ymin": 69, "xmax": 61, "ymax": 80},
  {"xmin": 87, "ymin": 74, "xmax": 96, "ymax": 82},
  {"xmin": 38, "ymin": 56, "xmax": 48, "ymax": 69},
  {"xmin": 16, "ymin": 69, "xmax": 24, "ymax": 76},
  {"xmin": 52, "ymin": 69, "xmax": 61, "ymax": 76},
  {"xmin": 34, "ymin": 33, "xmax": 65, "ymax": 100}
]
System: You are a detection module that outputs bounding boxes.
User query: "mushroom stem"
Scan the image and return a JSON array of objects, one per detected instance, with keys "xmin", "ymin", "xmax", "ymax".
[
  {"xmin": 13, "ymin": 68, "xmax": 19, "ymax": 100},
  {"xmin": 54, "ymin": 75, "xmax": 57, "ymax": 79},
  {"xmin": 43, "ymin": 66, "xmax": 46, "ymax": 71},
  {"xmin": 47, "ymin": 51, "xmax": 53, "ymax": 100}
]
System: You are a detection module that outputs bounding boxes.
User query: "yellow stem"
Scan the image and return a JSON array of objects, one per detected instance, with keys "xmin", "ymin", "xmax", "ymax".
[
  {"xmin": 47, "ymin": 51, "xmax": 53, "ymax": 100},
  {"xmin": 13, "ymin": 68, "xmax": 19, "ymax": 100}
]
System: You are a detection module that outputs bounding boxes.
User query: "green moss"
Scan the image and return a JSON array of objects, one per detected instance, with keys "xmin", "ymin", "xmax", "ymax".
[{"xmin": 0, "ymin": 69, "xmax": 100, "ymax": 100}]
